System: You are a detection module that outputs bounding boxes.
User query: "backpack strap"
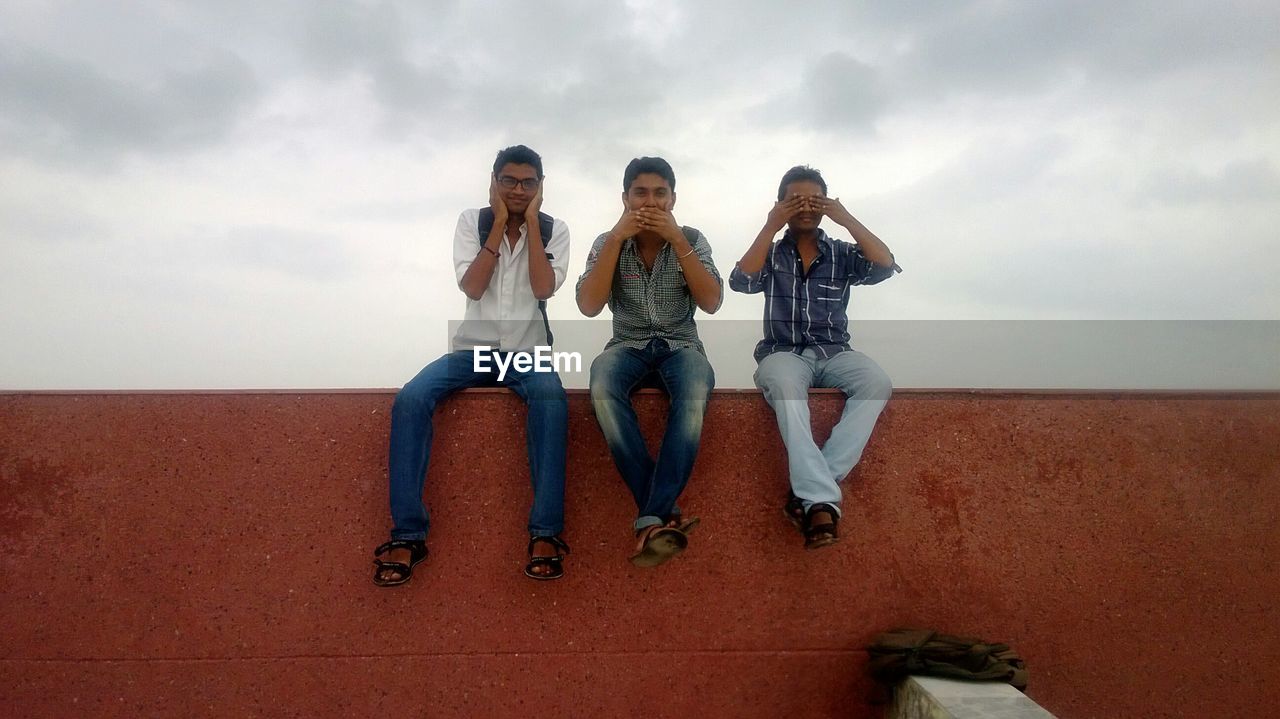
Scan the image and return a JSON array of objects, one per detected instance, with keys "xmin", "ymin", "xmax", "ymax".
[
  {"xmin": 475, "ymin": 208, "xmax": 556, "ymax": 346},
  {"xmin": 681, "ymin": 225, "xmax": 699, "ymax": 250}
]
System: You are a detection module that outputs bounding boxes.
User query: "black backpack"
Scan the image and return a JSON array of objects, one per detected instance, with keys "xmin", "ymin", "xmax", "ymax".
[
  {"xmin": 867, "ymin": 628, "xmax": 1029, "ymax": 690},
  {"xmin": 477, "ymin": 208, "xmax": 556, "ymax": 345}
]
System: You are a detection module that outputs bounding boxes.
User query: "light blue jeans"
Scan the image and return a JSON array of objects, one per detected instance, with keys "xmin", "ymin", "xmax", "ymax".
[{"xmin": 754, "ymin": 348, "xmax": 892, "ymax": 515}]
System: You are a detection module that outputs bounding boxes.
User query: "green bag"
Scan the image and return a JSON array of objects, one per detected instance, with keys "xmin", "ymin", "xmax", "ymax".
[{"xmin": 867, "ymin": 628, "xmax": 1029, "ymax": 690}]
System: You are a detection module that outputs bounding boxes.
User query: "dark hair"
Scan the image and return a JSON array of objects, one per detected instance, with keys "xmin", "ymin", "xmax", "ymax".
[
  {"xmin": 493, "ymin": 145, "xmax": 544, "ymax": 178},
  {"xmin": 623, "ymin": 156, "xmax": 676, "ymax": 192},
  {"xmin": 777, "ymin": 165, "xmax": 827, "ymax": 200}
]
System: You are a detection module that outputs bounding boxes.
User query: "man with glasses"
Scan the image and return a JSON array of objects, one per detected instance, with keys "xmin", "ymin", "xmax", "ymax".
[
  {"xmin": 730, "ymin": 165, "xmax": 899, "ymax": 550},
  {"xmin": 373, "ymin": 145, "xmax": 573, "ymax": 586},
  {"xmin": 576, "ymin": 156, "xmax": 722, "ymax": 568}
]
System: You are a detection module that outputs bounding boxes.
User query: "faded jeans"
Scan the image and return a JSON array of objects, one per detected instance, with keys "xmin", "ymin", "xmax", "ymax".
[
  {"xmin": 754, "ymin": 348, "xmax": 891, "ymax": 515},
  {"xmin": 589, "ymin": 339, "xmax": 714, "ymax": 531}
]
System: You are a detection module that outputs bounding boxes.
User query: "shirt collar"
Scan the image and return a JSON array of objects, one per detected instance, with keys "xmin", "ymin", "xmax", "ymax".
[{"xmin": 781, "ymin": 228, "xmax": 832, "ymax": 256}]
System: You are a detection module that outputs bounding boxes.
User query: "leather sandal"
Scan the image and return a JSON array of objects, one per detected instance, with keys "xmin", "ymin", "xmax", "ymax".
[
  {"xmin": 784, "ymin": 492, "xmax": 805, "ymax": 531},
  {"xmin": 802, "ymin": 503, "xmax": 840, "ymax": 550},
  {"xmin": 524, "ymin": 535, "xmax": 570, "ymax": 580},
  {"xmin": 629, "ymin": 525, "xmax": 689, "ymax": 568},
  {"xmin": 372, "ymin": 539, "xmax": 428, "ymax": 587}
]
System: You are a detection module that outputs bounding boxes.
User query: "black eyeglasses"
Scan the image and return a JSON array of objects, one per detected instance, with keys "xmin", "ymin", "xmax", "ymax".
[{"xmin": 497, "ymin": 175, "xmax": 541, "ymax": 191}]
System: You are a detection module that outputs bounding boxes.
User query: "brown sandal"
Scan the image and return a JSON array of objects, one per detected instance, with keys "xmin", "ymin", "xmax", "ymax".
[
  {"xmin": 629, "ymin": 525, "xmax": 689, "ymax": 568},
  {"xmin": 803, "ymin": 503, "xmax": 840, "ymax": 550}
]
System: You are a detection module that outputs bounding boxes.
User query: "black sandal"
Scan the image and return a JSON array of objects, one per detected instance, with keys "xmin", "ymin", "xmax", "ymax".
[
  {"xmin": 372, "ymin": 539, "xmax": 428, "ymax": 587},
  {"xmin": 803, "ymin": 503, "xmax": 840, "ymax": 550},
  {"xmin": 784, "ymin": 492, "xmax": 805, "ymax": 531},
  {"xmin": 524, "ymin": 535, "xmax": 570, "ymax": 580}
]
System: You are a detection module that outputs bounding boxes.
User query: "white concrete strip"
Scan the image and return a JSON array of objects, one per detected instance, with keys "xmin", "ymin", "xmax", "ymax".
[{"xmin": 889, "ymin": 675, "xmax": 1057, "ymax": 719}]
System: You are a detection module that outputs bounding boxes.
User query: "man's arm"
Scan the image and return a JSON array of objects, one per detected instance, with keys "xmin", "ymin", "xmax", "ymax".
[
  {"xmin": 818, "ymin": 197, "xmax": 895, "ymax": 269},
  {"xmin": 458, "ymin": 177, "xmax": 509, "ymax": 301},
  {"xmin": 576, "ymin": 209, "xmax": 639, "ymax": 317},
  {"xmin": 638, "ymin": 208, "xmax": 722, "ymax": 314},
  {"xmin": 731, "ymin": 196, "xmax": 804, "ymax": 294},
  {"xmin": 736, "ymin": 196, "xmax": 804, "ymax": 274}
]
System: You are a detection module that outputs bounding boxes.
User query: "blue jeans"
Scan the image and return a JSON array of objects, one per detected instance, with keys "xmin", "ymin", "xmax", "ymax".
[
  {"xmin": 388, "ymin": 350, "xmax": 568, "ymax": 541},
  {"xmin": 589, "ymin": 339, "xmax": 715, "ymax": 531},
  {"xmin": 754, "ymin": 348, "xmax": 891, "ymax": 516}
]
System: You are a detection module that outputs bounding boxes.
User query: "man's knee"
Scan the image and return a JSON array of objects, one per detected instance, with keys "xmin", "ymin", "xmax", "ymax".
[
  {"xmin": 392, "ymin": 381, "xmax": 438, "ymax": 418},
  {"xmin": 755, "ymin": 356, "xmax": 812, "ymax": 401},
  {"xmin": 522, "ymin": 370, "xmax": 567, "ymax": 403},
  {"xmin": 589, "ymin": 349, "xmax": 633, "ymax": 402},
  {"xmin": 666, "ymin": 349, "xmax": 715, "ymax": 400},
  {"xmin": 860, "ymin": 365, "xmax": 893, "ymax": 401},
  {"xmin": 828, "ymin": 353, "xmax": 892, "ymax": 401}
]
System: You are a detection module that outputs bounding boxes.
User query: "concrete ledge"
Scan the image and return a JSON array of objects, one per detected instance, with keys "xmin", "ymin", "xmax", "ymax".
[
  {"xmin": 2, "ymin": 390, "xmax": 1279, "ymax": 717},
  {"xmin": 890, "ymin": 676, "xmax": 1056, "ymax": 719}
]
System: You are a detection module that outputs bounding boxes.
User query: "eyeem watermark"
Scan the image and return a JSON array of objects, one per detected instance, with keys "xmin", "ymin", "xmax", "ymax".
[{"xmin": 472, "ymin": 346, "xmax": 582, "ymax": 381}]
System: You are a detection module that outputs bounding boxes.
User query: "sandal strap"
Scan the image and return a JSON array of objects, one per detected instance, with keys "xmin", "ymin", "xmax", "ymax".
[
  {"xmin": 375, "ymin": 539, "xmax": 425, "ymax": 557},
  {"xmin": 804, "ymin": 503, "xmax": 840, "ymax": 533},
  {"xmin": 527, "ymin": 535, "xmax": 570, "ymax": 556},
  {"xmin": 373, "ymin": 559, "xmax": 411, "ymax": 572}
]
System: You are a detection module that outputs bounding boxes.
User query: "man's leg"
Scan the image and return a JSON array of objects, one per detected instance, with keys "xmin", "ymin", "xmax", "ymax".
[
  {"xmin": 815, "ymin": 350, "xmax": 892, "ymax": 486},
  {"xmin": 589, "ymin": 345, "xmax": 659, "ymax": 529},
  {"xmin": 388, "ymin": 350, "xmax": 492, "ymax": 541},
  {"xmin": 754, "ymin": 350, "xmax": 840, "ymax": 511},
  {"xmin": 503, "ymin": 366, "xmax": 568, "ymax": 538},
  {"xmin": 642, "ymin": 346, "xmax": 715, "ymax": 524}
]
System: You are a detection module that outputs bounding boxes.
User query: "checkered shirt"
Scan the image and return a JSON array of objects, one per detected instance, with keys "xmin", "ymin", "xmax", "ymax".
[{"xmin": 576, "ymin": 228, "xmax": 722, "ymax": 354}]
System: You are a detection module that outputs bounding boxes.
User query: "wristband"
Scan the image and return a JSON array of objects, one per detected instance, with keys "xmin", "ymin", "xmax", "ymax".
[
  {"xmin": 678, "ymin": 246, "xmax": 696, "ymax": 259},
  {"xmin": 481, "ymin": 245, "xmax": 499, "ymax": 258}
]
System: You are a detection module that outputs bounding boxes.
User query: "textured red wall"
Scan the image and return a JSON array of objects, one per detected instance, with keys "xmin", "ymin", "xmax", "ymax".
[{"xmin": 2, "ymin": 390, "xmax": 1278, "ymax": 718}]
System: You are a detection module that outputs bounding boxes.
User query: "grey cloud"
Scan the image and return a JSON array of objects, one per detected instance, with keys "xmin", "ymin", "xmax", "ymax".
[
  {"xmin": 269, "ymin": 2, "xmax": 683, "ymax": 142},
  {"xmin": 1139, "ymin": 159, "xmax": 1280, "ymax": 205},
  {"xmin": 219, "ymin": 226, "xmax": 356, "ymax": 280},
  {"xmin": 751, "ymin": 52, "xmax": 888, "ymax": 133},
  {"xmin": 0, "ymin": 45, "xmax": 258, "ymax": 165},
  {"xmin": 893, "ymin": 1, "xmax": 1280, "ymax": 99},
  {"xmin": 892, "ymin": 133, "xmax": 1073, "ymax": 203},
  {"xmin": 0, "ymin": 196, "xmax": 107, "ymax": 245}
]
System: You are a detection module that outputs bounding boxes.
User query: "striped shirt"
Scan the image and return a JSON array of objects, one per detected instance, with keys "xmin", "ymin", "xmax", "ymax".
[
  {"xmin": 728, "ymin": 229, "xmax": 897, "ymax": 362},
  {"xmin": 576, "ymin": 228, "xmax": 723, "ymax": 354}
]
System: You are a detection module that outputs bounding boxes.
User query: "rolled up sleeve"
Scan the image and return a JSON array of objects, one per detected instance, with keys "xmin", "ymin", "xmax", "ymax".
[
  {"xmin": 452, "ymin": 209, "xmax": 481, "ymax": 287},
  {"xmin": 729, "ymin": 262, "xmax": 767, "ymax": 294},
  {"xmin": 849, "ymin": 245, "xmax": 899, "ymax": 286}
]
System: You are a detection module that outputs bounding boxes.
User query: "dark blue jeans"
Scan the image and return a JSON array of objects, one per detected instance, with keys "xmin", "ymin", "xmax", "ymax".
[
  {"xmin": 588, "ymin": 339, "xmax": 715, "ymax": 531},
  {"xmin": 388, "ymin": 350, "xmax": 568, "ymax": 541}
]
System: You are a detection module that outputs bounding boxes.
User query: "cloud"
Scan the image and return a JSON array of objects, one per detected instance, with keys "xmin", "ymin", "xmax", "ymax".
[
  {"xmin": 1139, "ymin": 159, "xmax": 1280, "ymax": 204},
  {"xmin": 217, "ymin": 226, "xmax": 357, "ymax": 281},
  {"xmin": 885, "ymin": 1, "xmax": 1280, "ymax": 100},
  {"xmin": 0, "ymin": 44, "xmax": 258, "ymax": 166}
]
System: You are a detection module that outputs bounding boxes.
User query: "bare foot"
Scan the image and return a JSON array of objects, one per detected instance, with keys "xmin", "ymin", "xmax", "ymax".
[
  {"xmin": 372, "ymin": 540, "xmax": 428, "ymax": 585},
  {"xmin": 528, "ymin": 539, "xmax": 559, "ymax": 577}
]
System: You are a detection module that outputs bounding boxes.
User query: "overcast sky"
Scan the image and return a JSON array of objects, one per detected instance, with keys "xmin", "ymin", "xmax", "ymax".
[{"xmin": 2, "ymin": 1, "xmax": 1278, "ymax": 390}]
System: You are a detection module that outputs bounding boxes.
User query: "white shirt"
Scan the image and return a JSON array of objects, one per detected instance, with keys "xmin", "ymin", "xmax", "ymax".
[{"xmin": 450, "ymin": 208, "xmax": 572, "ymax": 352}]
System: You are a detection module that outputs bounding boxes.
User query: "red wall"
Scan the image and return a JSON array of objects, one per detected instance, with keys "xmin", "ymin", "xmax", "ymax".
[{"xmin": 2, "ymin": 390, "xmax": 1278, "ymax": 718}]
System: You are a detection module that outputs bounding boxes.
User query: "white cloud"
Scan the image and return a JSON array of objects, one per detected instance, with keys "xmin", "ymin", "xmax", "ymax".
[{"xmin": 1, "ymin": 0, "xmax": 1277, "ymax": 389}]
